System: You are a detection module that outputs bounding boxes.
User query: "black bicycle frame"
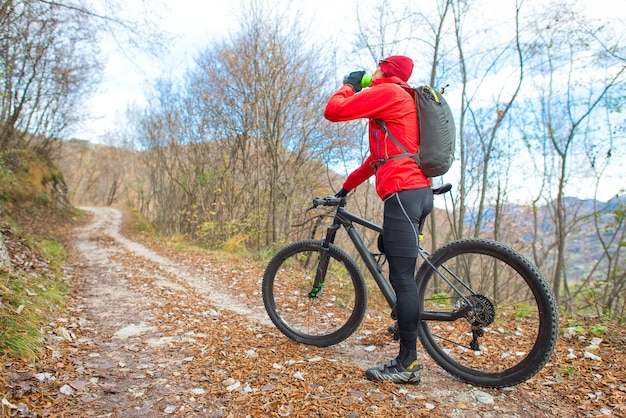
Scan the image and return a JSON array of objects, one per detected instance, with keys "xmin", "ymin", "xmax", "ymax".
[
  {"xmin": 319, "ymin": 206, "xmax": 397, "ymax": 309},
  {"xmin": 315, "ymin": 203, "xmax": 474, "ymax": 323}
]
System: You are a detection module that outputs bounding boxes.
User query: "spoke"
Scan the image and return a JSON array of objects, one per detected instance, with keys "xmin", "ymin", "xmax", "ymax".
[{"xmin": 430, "ymin": 331, "xmax": 473, "ymax": 351}]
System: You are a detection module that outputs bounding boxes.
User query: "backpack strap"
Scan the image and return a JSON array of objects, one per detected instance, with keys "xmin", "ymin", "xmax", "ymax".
[{"xmin": 372, "ymin": 119, "xmax": 414, "ymax": 168}]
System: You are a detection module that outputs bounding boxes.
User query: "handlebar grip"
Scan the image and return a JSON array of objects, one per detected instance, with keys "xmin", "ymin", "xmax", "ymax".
[{"xmin": 312, "ymin": 196, "xmax": 345, "ymax": 207}]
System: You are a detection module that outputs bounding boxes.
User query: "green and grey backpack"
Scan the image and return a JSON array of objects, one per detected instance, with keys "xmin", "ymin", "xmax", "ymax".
[{"xmin": 375, "ymin": 85, "xmax": 455, "ymax": 178}]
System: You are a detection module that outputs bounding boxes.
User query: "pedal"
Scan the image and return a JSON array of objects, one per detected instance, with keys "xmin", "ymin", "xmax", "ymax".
[{"xmin": 387, "ymin": 321, "xmax": 400, "ymax": 340}]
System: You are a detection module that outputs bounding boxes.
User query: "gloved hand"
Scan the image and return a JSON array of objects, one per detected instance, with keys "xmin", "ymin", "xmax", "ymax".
[
  {"xmin": 343, "ymin": 71, "xmax": 366, "ymax": 93},
  {"xmin": 335, "ymin": 188, "xmax": 349, "ymax": 198}
]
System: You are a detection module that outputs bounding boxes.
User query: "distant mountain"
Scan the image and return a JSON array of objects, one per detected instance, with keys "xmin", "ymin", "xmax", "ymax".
[{"xmin": 463, "ymin": 195, "xmax": 625, "ymax": 284}]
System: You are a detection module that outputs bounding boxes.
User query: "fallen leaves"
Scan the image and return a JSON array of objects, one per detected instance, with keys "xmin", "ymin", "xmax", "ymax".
[{"xmin": 1, "ymin": 207, "xmax": 625, "ymax": 418}]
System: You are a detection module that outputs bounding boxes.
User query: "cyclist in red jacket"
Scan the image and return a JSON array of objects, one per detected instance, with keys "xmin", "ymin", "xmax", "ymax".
[{"xmin": 324, "ymin": 55, "xmax": 433, "ymax": 384}]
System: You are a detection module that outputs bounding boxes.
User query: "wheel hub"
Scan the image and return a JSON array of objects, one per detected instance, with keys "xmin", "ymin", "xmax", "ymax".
[{"xmin": 466, "ymin": 294, "xmax": 495, "ymax": 329}]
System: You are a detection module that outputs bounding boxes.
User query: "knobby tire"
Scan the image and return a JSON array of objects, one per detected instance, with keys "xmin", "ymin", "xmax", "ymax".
[
  {"xmin": 416, "ymin": 238, "xmax": 559, "ymax": 388},
  {"xmin": 262, "ymin": 239, "xmax": 367, "ymax": 347}
]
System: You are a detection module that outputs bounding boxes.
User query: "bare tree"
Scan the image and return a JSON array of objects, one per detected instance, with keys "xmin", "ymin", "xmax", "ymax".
[
  {"xmin": 134, "ymin": 0, "xmax": 351, "ymax": 250},
  {"xmin": 521, "ymin": 1, "xmax": 626, "ymax": 304},
  {"xmin": 0, "ymin": 0, "xmax": 100, "ymax": 152},
  {"xmin": 0, "ymin": 0, "xmax": 166, "ymax": 156},
  {"xmin": 446, "ymin": 0, "xmax": 532, "ymax": 245}
]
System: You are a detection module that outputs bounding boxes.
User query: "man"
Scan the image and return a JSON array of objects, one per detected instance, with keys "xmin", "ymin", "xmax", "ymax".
[{"xmin": 324, "ymin": 55, "xmax": 433, "ymax": 384}]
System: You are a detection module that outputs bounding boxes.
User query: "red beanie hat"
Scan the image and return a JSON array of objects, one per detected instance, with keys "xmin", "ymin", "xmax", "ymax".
[{"xmin": 379, "ymin": 55, "xmax": 414, "ymax": 82}]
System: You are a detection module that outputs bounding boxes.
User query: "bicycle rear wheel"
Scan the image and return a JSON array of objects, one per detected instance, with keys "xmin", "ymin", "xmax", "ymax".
[
  {"xmin": 262, "ymin": 239, "xmax": 367, "ymax": 347},
  {"xmin": 416, "ymin": 238, "xmax": 559, "ymax": 388}
]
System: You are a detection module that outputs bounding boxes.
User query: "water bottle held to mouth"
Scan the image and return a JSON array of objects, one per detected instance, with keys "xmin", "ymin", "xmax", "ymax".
[{"xmin": 360, "ymin": 73, "xmax": 372, "ymax": 88}]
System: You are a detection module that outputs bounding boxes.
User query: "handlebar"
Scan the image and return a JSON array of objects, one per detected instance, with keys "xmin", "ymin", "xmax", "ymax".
[{"xmin": 310, "ymin": 183, "xmax": 452, "ymax": 210}]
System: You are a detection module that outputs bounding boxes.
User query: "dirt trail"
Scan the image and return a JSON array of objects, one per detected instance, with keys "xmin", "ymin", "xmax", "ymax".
[{"xmin": 51, "ymin": 207, "xmax": 568, "ymax": 417}]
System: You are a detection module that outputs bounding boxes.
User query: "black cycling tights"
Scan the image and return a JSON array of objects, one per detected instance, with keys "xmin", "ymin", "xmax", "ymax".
[
  {"xmin": 388, "ymin": 254, "xmax": 419, "ymax": 362},
  {"xmin": 382, "ymin": 188, "xmax": 433, "ymax": 364}
]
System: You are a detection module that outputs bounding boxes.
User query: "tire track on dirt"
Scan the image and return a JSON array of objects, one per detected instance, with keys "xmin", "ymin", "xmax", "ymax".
[
  {"xmin": 64, "ymin": 207, "xmax": 239, "ymax": 416},
  {"xmin": 80, "ymin": 206, "xmax": 271, "ymax": 326}
]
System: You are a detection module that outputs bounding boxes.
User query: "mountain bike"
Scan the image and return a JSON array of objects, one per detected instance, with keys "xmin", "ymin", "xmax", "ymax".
[{"xmin": 261, "ymin": 184, "xmax": 559, "ymax": 388}]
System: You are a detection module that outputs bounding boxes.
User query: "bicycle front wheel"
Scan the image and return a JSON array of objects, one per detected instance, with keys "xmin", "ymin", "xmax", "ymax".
[
  {"xmin": 262, "ymin": 239, "xmax": 367, "ymax": 347},
  {"xmin": 416, "ymin": 238, "xmax": 559, "ymax": 388}
]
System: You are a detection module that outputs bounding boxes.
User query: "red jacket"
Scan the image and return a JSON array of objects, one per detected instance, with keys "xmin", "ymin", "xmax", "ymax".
[{"xmin": 324, "ymin": 76, "xmax": 430, "ymax": 200}]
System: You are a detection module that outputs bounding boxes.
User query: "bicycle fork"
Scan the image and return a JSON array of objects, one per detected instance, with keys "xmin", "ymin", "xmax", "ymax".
[
  {"xmin": 310, "ymin": 220, "xmax": 398, "ymax": 317},
  {"xmin": 308, "ymin": 222, "xmax": 341, "ymax": 298}
]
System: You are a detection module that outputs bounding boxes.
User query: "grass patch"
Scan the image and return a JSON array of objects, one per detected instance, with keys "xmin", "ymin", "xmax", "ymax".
[
  {"xmin": 557, "ymin": 364, "xmax": 578, "ymax": 378},
  {"xmin": 0, "ymin": 224, "xmax": 69, "ymax": 360},
  {"xmin": 127, "ymin": 207, "xmax": 156, "ymax": 234},
  {"xmin": 0, "ymin": 267, "xmax": 67, "ymax": 359}
]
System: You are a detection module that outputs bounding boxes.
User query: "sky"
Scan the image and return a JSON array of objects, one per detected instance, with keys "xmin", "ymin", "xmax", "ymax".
[
  {"xmin": 77, "ymin": 0, "xmax": 354, "ymax": 143},
  {"xmin": 76, "ymin": 0, "xmax": 625, "ymax": 202},
  {"xmin": 78, "ymin": 0, "xmax": 625, "ymax": 143}
]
